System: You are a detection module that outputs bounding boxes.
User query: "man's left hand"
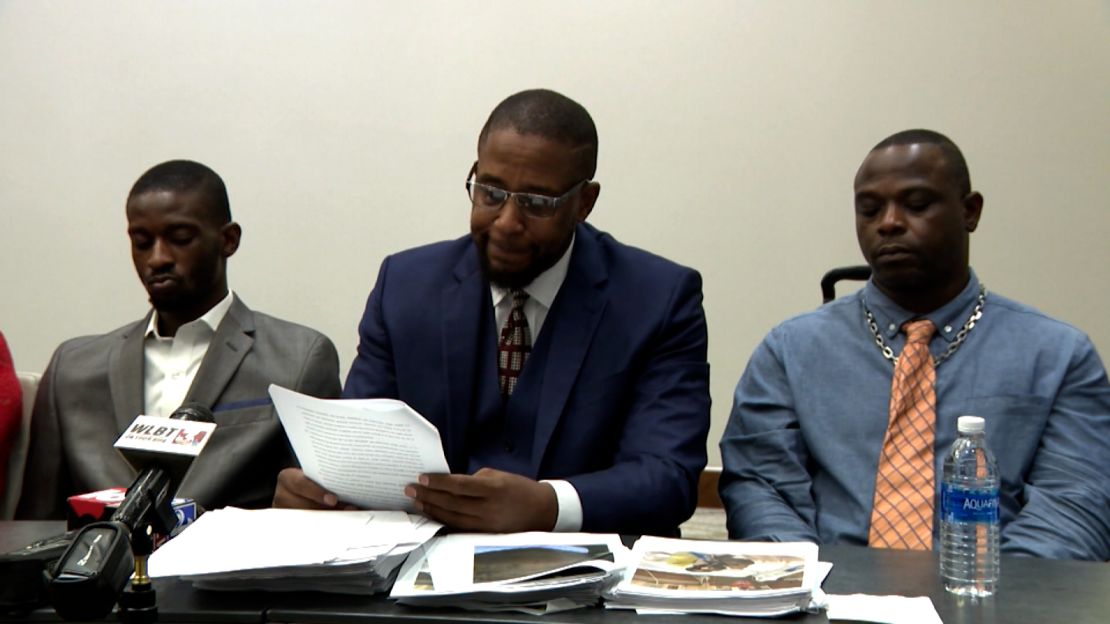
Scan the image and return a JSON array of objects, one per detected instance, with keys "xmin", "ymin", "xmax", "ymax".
[{"xmin": 404, "ymin": 467, "xmax": 558, "ymax": 532}]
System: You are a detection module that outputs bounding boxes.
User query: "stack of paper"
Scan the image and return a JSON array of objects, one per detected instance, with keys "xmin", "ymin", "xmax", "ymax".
[
  {"xmin": 390, "ymin": 532, "xmax": 630, "ymax": 615},
  {"xmin": 604, "ymin": 537, "xmax": 820, "ymax": 617},
  {"xmin": 148, "ymin": 508, "xmax": 442, "ymax": 594}
]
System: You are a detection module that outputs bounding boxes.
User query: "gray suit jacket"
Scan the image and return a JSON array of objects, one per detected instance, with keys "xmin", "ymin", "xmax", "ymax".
[{"xmin": 16, "ymin": 296, "xmax": 341, "ymax": 519}]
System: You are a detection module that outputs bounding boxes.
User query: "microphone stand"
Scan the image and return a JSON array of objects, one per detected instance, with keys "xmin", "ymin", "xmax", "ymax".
[
  {"xmin": 116, "ymin": 470, "xmax": 177, "ymax": 624},
  {"xmin": 50, "ymin": 403, "xmax": 214, "ymax": 621},
  {"xmin": 117, "ymin": 526, "xmax": 158, "ymax": 624},
  {"xmin": 49, "ymin": 470, "xmax": 177, "ymax": 621}
]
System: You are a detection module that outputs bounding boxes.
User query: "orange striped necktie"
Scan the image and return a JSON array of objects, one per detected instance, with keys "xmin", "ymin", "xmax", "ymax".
[{"xmin": 869, "ymin": 319, "xmax": 937, "ymax": 550}]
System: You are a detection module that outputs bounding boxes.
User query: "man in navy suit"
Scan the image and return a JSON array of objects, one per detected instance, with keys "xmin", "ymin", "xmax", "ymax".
[{"xmin": 274, "ymin": 89, "xmax": 710, "ymax": 535}]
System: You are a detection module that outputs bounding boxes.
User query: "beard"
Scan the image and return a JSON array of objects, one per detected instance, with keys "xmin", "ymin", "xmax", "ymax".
[
  {"xmin": 147, "ymin": 288, "xmax": 192, "ymax": 311},
  {"xmin": 472, "ymin": 236, "xmax": 546, "ymax": 290},
  {"xmin": 143, "ymin": 258, "xmax": 222, "ymax": 316},
  {"xmin": 477, "ymin": 253, "xmax": 542, "ymax": 289}
]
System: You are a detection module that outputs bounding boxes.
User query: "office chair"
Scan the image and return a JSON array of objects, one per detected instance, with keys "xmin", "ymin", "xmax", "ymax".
[{"xmin": 821, "ymin": 266, "xmax": 871, "ymax": 304}]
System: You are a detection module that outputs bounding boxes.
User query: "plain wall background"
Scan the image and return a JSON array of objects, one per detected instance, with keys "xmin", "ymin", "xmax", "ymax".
[{"xmin": 2, "ymin": 1, "xmax": 1107, "ymax": 467}]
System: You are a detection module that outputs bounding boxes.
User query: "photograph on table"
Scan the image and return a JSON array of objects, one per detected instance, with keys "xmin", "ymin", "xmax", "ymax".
[
  {"xmin": 474, "ymin": 544, "xmax": 614, "ymax": 584},
  {"xmin": 631, "ymin": 550, "xmax": 805, "ymax": 591}
]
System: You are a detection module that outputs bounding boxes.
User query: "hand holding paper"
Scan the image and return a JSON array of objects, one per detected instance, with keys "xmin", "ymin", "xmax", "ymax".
[
  {"xmin": 405, "ymin": 467, "xmax": 559, "ymax": 532},
  {"xmin": 273, "ymin": 467, "xmax": 358, "ymax": 510}
]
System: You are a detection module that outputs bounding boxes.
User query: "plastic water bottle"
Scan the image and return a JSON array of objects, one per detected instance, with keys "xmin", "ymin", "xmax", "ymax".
[{"xmin": 939, "ymin": 415, "xmax": 1000, "ymax": 597}]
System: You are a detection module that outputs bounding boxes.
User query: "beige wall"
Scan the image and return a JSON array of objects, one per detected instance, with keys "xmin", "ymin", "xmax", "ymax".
[{"xmin": 2, "ymin": 1, "xmax": 1107, "ymax": 466}]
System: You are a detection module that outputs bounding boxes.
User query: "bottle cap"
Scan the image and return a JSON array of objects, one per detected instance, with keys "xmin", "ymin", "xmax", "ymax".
[{"xmin": 957, "ymin": 415, "xmax": 985, "ymax": 433}]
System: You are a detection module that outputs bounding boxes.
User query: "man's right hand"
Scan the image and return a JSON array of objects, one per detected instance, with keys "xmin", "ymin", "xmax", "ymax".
[{"xmin": 273, "ymin": 467, "xmax": 352, "ymax": 509}]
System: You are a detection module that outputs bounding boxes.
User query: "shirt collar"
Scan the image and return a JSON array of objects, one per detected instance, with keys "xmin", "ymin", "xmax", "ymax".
[
  {"xmin": 491, "ymin": 233, "xmax": 575, "ymax": 309},
  {"xmin": 145, "ymin": 290, "xmax": 236, "ymax": 339},
  {"xmin": 863, "ymin": 269, "xmax": 982, "ymax": 343}
]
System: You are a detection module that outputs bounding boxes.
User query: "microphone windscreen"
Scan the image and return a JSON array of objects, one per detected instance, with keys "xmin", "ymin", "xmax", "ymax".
[{"xmin": 168, "ymin": 402, "xmax": 215, "ymax": 423}]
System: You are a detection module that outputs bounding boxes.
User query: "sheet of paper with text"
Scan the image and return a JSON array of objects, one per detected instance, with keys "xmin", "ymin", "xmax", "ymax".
[{"xmin": 269, "ymin": 384, "xmax": 451, "ymax": 511}]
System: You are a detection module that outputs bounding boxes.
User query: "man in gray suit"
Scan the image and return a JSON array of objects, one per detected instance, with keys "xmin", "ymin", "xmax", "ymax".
[{"xmin": 17, "ymin": 160, "xmax": 341, "ymax": 519}]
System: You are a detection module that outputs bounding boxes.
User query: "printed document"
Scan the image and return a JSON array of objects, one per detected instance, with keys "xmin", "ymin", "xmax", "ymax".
[
  {"xmin": 149, "ymin": 507, "xmax": 442, "ymax": 594},
  {"xmin": 269, "ymin": 384, "xmax": 450, "ymax": 512},
  {"xmin": 391, "ymin": 532, "xmax": 629, "ymax": 614},
  {"xmin": 605, "ymin": 537, "xmax": 820, "ymax": 617}
]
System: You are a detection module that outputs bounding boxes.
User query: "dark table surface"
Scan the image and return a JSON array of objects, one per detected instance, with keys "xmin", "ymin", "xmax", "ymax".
[
  {"xmin": 3, "ymin": 522, "xmax": 1107, "ymax": 624},
  {"xmin": 1, "ymin": 522, "xmax": 269, "ymax": 623}
]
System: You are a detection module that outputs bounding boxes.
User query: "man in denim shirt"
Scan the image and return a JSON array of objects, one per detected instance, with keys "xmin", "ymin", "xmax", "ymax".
[{"xmin": 720, "ymin": 129, "xmax": 1109, "ymax": 560}]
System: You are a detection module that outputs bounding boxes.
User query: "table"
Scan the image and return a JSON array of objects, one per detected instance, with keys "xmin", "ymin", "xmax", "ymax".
[
  {"xmin": 266, "ymin": 545, "xmax": 1110, "ymax": 624},
  {"xmin": 1, "ymin": 522, "xmax": 268, "ymax": 623},
  {"xmin": 3, "ymin": 522, "xmax": 1107, "ymax": 623},
  {"xmin": 819, "ymin": 544, "xmax": 1108, "ymax": 624}
]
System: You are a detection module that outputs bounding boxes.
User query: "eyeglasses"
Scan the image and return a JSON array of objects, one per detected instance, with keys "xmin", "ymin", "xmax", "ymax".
[{"xmin": 465, "ymin": 167, "xmax": 588, "ymax": 220}]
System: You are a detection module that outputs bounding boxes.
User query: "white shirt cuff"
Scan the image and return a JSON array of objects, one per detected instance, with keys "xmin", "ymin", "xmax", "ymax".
[{"xmin": 542, "ymin": 479, "xmax": 583, "ymax": 532}]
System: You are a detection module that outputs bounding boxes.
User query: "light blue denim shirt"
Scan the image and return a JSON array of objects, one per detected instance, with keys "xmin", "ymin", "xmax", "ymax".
[{"xmin": 720, "ymin": 270, "xmax": 1110, "ymax": 560}]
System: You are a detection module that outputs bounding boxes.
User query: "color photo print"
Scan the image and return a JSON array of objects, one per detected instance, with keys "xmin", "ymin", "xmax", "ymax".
[
  {"xmin": 630, "ymin": 551, "xmax": 805, "ymax": 592},
  {"xmin": 472, "ymin": 544, "xmax": 612, "ymax": 584}
]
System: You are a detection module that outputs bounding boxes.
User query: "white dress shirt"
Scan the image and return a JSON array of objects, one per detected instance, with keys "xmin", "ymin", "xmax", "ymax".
[
  {"xmin": 490, "ymin": 235, "xmax": 573, "ymax": 340},
  {"xmin": 142, "ymin": 291, "xmax": 234, "ymax": 417},
  {"xmin": 488, "ymin": 236, "xmax": 583, "ymax": 532}
]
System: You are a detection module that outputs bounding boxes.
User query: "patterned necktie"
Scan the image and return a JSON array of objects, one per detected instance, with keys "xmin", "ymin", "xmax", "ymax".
[
  {"xmin": 869, "ymin": 319, "xmax": 937, "ymax": 550},
  {"xmin": 497, "ymin": 289, "xmax": 532, "ymax": 397}
]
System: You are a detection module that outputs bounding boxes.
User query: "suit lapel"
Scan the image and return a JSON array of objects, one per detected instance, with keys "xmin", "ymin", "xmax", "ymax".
[
  {"xmin": 186, "ymin": 296, "xmax": 254, "ymax": 409},
  {"xmin": 531, "ymin": 229, "xmax": 607, "ymax": 470},
  {"xmin": 441, "ymin": 248, "xmax": 492, "ymax": 472},
  {"xmin": 109, "ymin": 316, "xmax": 149, "ymax": 432}
]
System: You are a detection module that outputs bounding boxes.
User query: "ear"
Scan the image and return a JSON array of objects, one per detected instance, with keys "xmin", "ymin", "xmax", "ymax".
[
  {"xmin": 575, "ymin": 182, "xmax": 600, "ymax": 222},
  {"xmin": 962, "ymin": 192, "xmax": 983, "ymax": 232},
  {"xmin": 221, "ymin": 222, "xmax": 242, "ymax": 258}
]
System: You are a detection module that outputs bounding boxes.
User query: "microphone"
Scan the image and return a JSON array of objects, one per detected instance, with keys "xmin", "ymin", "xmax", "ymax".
[
  {"xmin": 49, "ymin": 403, "xmax": 217, "ymax": 621},
  {"xmin": 111, "ymin": 402, "xmax": 216, "ymax": 533}
]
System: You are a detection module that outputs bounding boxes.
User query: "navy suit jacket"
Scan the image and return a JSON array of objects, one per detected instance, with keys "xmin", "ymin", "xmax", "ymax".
[{"xmin": 344, "ymin": 223, "xmax": 710, "ymax": 535}]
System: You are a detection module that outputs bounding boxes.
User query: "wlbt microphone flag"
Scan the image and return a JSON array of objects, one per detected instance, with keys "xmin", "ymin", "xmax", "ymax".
[
  {"xmin": 67, "ymin": 406, "xmax": 215, "ymax": 530},
  {"xmin": 109, "ymin": 403, "xmax": 217, "ymax": 532},
  {"xmin": 115, "ymin": 403, "xmax": 217, "ymax": 492}
]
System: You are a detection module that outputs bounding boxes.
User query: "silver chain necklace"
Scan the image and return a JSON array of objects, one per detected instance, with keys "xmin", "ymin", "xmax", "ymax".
[{"xmin": 864, "ymin": 284, "xmax": 986, "ymax": 367}]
